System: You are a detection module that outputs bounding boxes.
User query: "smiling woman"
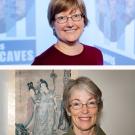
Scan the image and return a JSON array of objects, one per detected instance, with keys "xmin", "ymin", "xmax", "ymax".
[
  {"xmin": 62, "ymin": 76, "xmax": 106, "ymax": 135},
  {"xmin": 32, "ymin": 0, "xmax": 103, "ymax": 65}
]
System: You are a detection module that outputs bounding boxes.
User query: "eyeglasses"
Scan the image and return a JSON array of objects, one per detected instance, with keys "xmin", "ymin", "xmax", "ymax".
[
  {"xmin": 55, "ymin": 13, "xmax": 83, "ymax": 24},
  {"xmin": 69, "ymin": 100, "xmax": 98, "ymax": 110}
]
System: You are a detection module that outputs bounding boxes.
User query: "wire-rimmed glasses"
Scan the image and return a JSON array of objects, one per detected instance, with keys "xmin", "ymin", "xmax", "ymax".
[{"xmin": 69, "ymin": 99, "xmax": 98, "ymax": 110}]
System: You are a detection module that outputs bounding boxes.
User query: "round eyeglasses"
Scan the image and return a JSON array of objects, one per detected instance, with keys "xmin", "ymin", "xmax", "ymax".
[{"xmin": 55, "ymin": 13, "xmax": 83, "ymax": 24}]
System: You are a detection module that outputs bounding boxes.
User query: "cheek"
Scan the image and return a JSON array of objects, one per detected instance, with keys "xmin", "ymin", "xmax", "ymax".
[
  {"xmin": 77, "ymin": 21, "xmax": 85, "ymax": 34},
  {"xmin": 53, "ymin": 23, "xmax": 63, "ymax": 33},
  {"xmin": 70, "ymin": 109, "xmax": 79, "ymax": 116},
  {"xmin": 71, "ymin": 112, "xmax": 80, "ymax": 124},
  {"xmin": 69, "ymin": 109, "xmax": 80, "ymax": 121},
  {"xmin": 92, "ymin": 112, "xmax": 97, "ymax": 119},
  {"xmin": 79, "ymin": 19, "xmax": 85, "ymax": 28},
  {"xmin": 91, "ymin": 107, "xmax": 98, "ymax": 114},
  {"xmin": 91, "ymin": 110, "xmax": 98, "ymax": 122}
]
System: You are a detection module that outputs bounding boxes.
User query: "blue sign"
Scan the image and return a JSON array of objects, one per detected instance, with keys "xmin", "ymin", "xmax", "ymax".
[
  {"xmin": 98, "ymin": 47, "xmax": 135, "ymax": 65},
  {"xmin": 0, "ymin": 0, "xmax": 36, "ymax": 65},
  {"xmin": 0, "ymin": 40, "xmax": 36, "ymax": 65}
]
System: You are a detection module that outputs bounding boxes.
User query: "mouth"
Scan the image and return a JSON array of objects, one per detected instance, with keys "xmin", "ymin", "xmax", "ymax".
[
  {"xmin": 64, "ymin": 29, "xmax": 77, "ymax": 33},
  {"xmin": 79, "ymin": 116, "xmax": 91, "ymax": 121}
]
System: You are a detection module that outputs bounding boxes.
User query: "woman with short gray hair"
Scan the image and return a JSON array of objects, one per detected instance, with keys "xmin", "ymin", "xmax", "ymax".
[{"xmin": 63, "ymin": 76, "xmax": 106, "ymax": 135}]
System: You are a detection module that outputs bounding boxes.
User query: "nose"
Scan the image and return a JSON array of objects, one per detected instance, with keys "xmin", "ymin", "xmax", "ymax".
[
  {"xmin": 66, "ymin": 17, "xmax": 74, "ymax": 27},
  {"xmin": 81, "ymin": 104, "xmax": 89, "ymax": 113}
]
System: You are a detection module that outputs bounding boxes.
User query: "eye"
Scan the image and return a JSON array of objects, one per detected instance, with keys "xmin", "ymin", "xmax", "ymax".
[
  {"xmin": 87, "ymin": 100, "xmax": 97, "ymax": 106},
  {"xmin": 57, "ymin": 16, "xmax": 66, "ymax": 20},
  {"xmin": 73, "ymin": 14, "xmax": 81, "ymax": 18},
  {"xmin": 72, "ymin": 102, "xmax": 81, "ymax": 107}
]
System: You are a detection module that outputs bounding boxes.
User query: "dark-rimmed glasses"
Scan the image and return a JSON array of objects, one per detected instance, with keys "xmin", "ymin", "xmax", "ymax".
[{"xmin": 55, "ymin": 13, "xmax": 83, "ymax": 24}]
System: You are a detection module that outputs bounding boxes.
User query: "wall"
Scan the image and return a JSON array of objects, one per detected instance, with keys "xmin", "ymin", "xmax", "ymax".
[{"xmin": 0, "ymin": 70, "xmax": 15, "ymax": 135}]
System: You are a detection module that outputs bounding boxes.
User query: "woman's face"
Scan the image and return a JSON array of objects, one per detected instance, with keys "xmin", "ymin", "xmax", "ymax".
[
  {"xmin": 68, "ymin": 89, "xmax": 98, "ymax": 132},
  {"xmin": 53, "ymin": 8, "xmax": 85, "ymax": 44}
]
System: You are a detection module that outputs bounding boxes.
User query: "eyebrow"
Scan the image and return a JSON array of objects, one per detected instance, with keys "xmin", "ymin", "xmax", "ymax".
[
  {"xmin": 70, "ymin": 97, "xmax": 96, "ymax": 102},
  {"xmin": 55, "ymin": 10, "xmax": 81, "ymax": 17}
]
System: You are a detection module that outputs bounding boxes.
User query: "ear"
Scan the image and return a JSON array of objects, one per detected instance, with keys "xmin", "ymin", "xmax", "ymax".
[{"xmin": 52, "ymin": 27, "xmax": 57, "ymax": 36}]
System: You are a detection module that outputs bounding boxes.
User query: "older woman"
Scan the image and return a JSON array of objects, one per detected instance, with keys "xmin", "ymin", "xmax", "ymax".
[
  {"xmin": 32, "ymin": 0, "xmax": 103, "ymax": 65},
  {"xmin": 63, "ymin": 77, "xmax": 106, "ymax": 135}
]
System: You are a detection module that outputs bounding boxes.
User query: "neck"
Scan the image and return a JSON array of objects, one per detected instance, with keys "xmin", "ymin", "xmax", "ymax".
[
  {"xmin": 73, "ymin": 126, "xmax": 96, "ymax": 135},
  {"xmin": 55, "ymin": 41, "xmax": 83, "ymax": 56}
]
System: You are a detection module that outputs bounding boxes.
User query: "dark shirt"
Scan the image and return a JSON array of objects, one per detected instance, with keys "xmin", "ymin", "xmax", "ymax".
[
  {"xmin": 63, "ymin": 126, "xmax": 106, "ymax": 135},
  {"xmin": 32, "ymin": 44, "xmax": 103, "ymax": 65}
]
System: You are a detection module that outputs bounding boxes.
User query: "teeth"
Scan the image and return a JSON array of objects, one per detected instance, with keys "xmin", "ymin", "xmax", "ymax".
[
  {"xmin": 79, "ymin": 117, "xmax": 90, "ymax": 121},
  {"xmin": 65, "ymin": 29, "xmax": 75, "ymax": 32}
]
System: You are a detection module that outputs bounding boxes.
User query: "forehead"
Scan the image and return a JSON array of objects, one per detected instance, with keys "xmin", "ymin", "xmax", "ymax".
[
  {"xmin": 56, "ymin": 8, "xmax": 81, "ymax": 16},
  {"xmin": 69, "ymin": 88, "xmax": 95, "ymax": 102}
]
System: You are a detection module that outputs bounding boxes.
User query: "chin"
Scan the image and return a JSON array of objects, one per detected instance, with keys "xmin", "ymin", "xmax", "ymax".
[
  {"xmin": 78, "ymin": 125, "xmax": 93, "ymax": 131},
  {"xmin": 76, "ymin": 120, "xmax": 96, "ymax": 131},
  {"xmin": 65, "ymin": 38, "xmax": 79, "ymax": 44}
]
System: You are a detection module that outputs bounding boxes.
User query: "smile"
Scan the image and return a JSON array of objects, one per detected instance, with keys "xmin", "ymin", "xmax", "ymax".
[
  {"xmin": 64, "ymin": 29, "xmax": 76, "ymax": 32},
  {"xmin": 79, "ymin": 116, "xmax": 91, "ymax": 121}
]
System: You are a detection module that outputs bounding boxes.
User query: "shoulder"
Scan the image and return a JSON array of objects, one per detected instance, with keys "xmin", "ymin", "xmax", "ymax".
[
  {"xmin": 36, "ymin": 45, "xmax": 55, "ymax": 58},
  {"xmin": 83, "ymin": 44, "xmax": 102, "ymax": 54},
  {"xmin": 83, "ymin": 44, "xmax": 103, "ymax": 65},
  {"xmin": 96, "ymin": 126, "xmax": 106, "ymax": 135},
  {"xmin": 62, "ymin": 127, "xmax": 75, "ymax": 135},
  {"xmin": 32, "ymin": 45, "xmax": 55, "ymax": 65}
]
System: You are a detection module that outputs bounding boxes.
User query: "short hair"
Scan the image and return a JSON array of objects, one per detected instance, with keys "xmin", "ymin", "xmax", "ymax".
[
  {"xmin": 63, "ymin": 77, "xmax": 103, "ymax": 113},
  {"xmin": 47, "ymin": 0, "xmax": 89, "ymax": 28}
]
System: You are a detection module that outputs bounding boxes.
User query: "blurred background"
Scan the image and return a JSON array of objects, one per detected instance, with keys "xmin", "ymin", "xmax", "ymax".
[{"xmin": 0, "ymin": 0, "xmax": 135, "ymax": 65}]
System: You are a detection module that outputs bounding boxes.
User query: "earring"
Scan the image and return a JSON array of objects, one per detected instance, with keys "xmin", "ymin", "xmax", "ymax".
[
  {"xmin": 66, "ymin": 108, "xmax": 71, "ymax": 116},
  {"xmin": 67, "ymin": 111, "xmax": 71, "ymax": 116}
]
